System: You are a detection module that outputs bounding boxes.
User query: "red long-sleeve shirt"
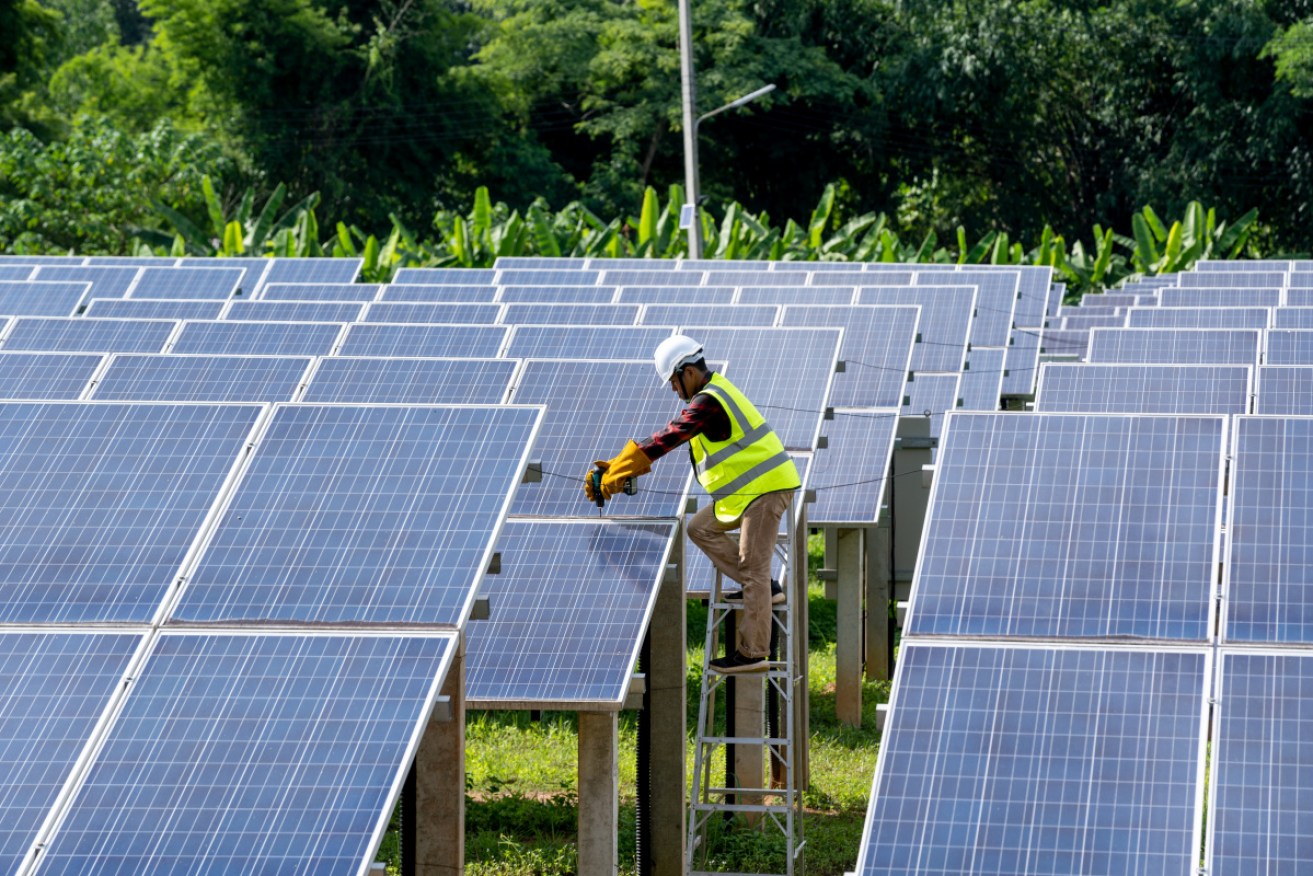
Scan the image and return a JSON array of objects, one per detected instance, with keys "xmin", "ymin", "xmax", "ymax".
[{"xmin": 637, "ymin": 385, "xmax": 731, "ymax": 462}]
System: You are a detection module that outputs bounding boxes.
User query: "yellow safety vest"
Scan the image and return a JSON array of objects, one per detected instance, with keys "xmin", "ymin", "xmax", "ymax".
[{"xmin": 690, "ymin": 373, "xmax": 801, "ymax": 523}]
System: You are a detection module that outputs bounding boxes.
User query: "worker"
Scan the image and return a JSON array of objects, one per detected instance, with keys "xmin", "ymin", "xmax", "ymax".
[{"xmin": 584, "ymin": 334, "xmax": 801, "ymax": 673}]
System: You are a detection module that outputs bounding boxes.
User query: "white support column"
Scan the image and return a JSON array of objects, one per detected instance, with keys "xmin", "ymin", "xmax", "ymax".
[
  {"xmin": 835, "ymin": 527, "xmax": 864, "ymax": 727},
  {"xmin": 650, "ymin": 527, "xmax": 687, "ymax": 876},
  {"xmin": 578, "ymin": 711, "xmax": 619, "ymax": 876},
  {"xmin": 415, "ymin": 636, "xmax": 465, "ymax": 876}
]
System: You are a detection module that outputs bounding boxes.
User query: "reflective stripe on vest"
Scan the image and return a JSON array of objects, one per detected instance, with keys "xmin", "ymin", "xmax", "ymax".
[{"xmin": 690, "ymin": 373, "xmax": 800, "ymax": 523}]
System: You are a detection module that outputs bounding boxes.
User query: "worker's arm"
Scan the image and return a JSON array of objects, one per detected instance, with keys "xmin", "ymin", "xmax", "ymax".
[{"xmin": 636, "ymin": 393, "xmax": 730, "ymax": 461}]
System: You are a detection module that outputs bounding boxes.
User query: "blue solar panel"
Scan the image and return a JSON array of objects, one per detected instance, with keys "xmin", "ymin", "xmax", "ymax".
[
  {"xmin": 1087, "ymin": 328, "xmax": 1261, "ymax": 365},
  {"xmin": 0, "ymin": 352, "xmax": 101, "ymax": 399},
  {"xmin": 1177, "ymin": 271, "xmax": 1287, "ymax": 288},
  {"xmin": 1209, "ymin": 650, "xmax": 1313, "ymax": 875},
  {"xmin": 0, "ymin": 281, "xmax": 90, "ymax": 317},
  {"xmin": 465, "ymin": 520, "xmax": 675, "ymax": 706},
  {"xmin": 615, "ymin": 286, "xmax": 736, "ymax": 304},
  {"xmin": 128, "ymin": 266, "xmax": 245, "ymax": 300},
  {"xmin": 679, "ymin": 259, "xmax": 770, "ymax": 271},
  {"xmin": 586, "ymin": 258, "xmax": 680, "ymax": 270},
  {"xmin": 1080, "ymin": 293, "xmax": 1143, "ymax": 308},
  {"xmin": 378, "ymin": 283, "xmax": 500, "ymax": 303},
  {"xmin": 1003, "ymin": 325, "xmax": 1041, "ymax": 396},
  {"xmin": 1273, "ymin": 307, "xmax": 1313, "ymax": 328},
  {"xmin": 391, "ymin": 267, "xmax": 495, "ymax": 284},
  {"xmin": 1061, "ymin": 311, "xmax": 1125, "ymax": 330},
  {"xmin": 1159, "ymin": 287, "xmax": 1282, "ymax": 308},
  {"xmin": 1128, "ymin": 306, "xmax": 1269, "ymax": 329},
  {"xmin": 0, "ymin": 266, "xmax": 35, "ymax": 281},
  {"xmin": 958, "ymin": 347, "xmax": 1006, "ymax": 411},
  {"xmin": 362, "ymin": 302, "xmax": 503, "ymax": 324},
  {"xmin": 810, "ymin": 410, "xmax": 899, "ymax": 524},
  {"xmin": 172, "ymin": 404, "xmax": 541, "ymax": 624},
  {"xmin": 0, "ymin": 401, "xmax": 262, "ymax": 623},
  {"xmin": 0, "ymin": 631, "xmax": 142, "ymax": 876},
  {"xmin": 1195, "ymin": 260, "xmax": 1292, "ymax": 271},
  {"xmin": 84, "ymin": 256, "xmax": 173, "ymax": 267},
  {"xmin": 1226, "ymin": 416, "xmax": 1313, "ymax": 642},
  {"xmin": 170, "ymin": 321, "xmax": 344, "ymax": 356},
  {"xmin": 497, "ymin": 286, "xmax": 619, "ymax": 304},
  {"xmin": 36, "ymin": 632, "xmax": 454, "ymax": 876},
  {"xmin": 1036, "ymin": 363, "xmax": 1251, "ymax": 415},
  {"xmin": 780, "ymin": 305, "xmax": 919, "ymax": 408},
  {"xmin": 1265, "ymin": 329, "xmax": 1313, "ymax": 365},
  {"xmin": 641, "ymin": 303, "xmax": 778, "ymax": 326},
  {"xmin": 738, "ymin": 286, "xmax": 856, "ymax": 305},
  {"xmin": 91, "ymin": 354, "xmax": 312, "ymax": 402},
  {"xmin": 1291, "ymin": 280, "xmax": 1313, "ymax": 296},
  {"xmin": 860, "ymin": 643, "xmax": 1207, "ymax": 876},
  {"xmin": 224, "ymin": 300, "xmax": 366, "ymax": 323},
  {"xmin": 0, "ymin": 255, "xmax": 84, "ymax": 265},
  {"xmin": 857, "ymin": 286, "xmax": 974, "ymax": 373},
  {"xmin": 901, "ymin": 374, "xmax": 958, "ymax": 455},
  {"xmin": 703, "ymin": 270, "xmax": 804, "ymax": 287},
  {"xmin": 920, "ymin": 270, "xmax": 1018, "ymax": 347},
  {"xmin": 501, "ymin": 302, "xmax": 639, "ymax": 325},
  {"xmin": 1039, "ymin": 328, "xmax": 1090, "ymax": 358},
  {"xmin": 908, "ymin": 412, "xmax": 1224, "ymax": 639},
  {"xmin": 2, "ymin": 317, "xmax": 177, "ymax": 353},
  {"xmin": 507, "ymin": 360, "xmax": 693, "ymax": 518},
  {"xmin": 1255, "ymin": 366, "xmax": 1313, "ymax": 414},
  {"xmin": 503, "ymin": 325, "xmax": 672, "ymax": 359},
  {"xmin": 771, "ymin": 261, "xmax": 856, "ymax": 272},
  {"xmin": 176, "ymin": 257, "xmax": 271, "ymax": 289},
  {"xmin": 31, "ymin": 266, "xmax": 140, "ymax": 298},
  {"xmin": 82, "ymin": 298, "xmax": 226, "ymax": 320},
  {"xmin": 496, "ymin": 268, "xmax": 601, "ymax": 286},
  {"xmin": 810, "ymin": 270, "xmax": 915, "ymax": 286},
  {"xmin": 495, "ymin": 256, "xmax": 590, "ymax": 269},
  {"xmin": 677, "ymin": 327, "xmax": 840, "ymax": 450},
  {"xmin": 302, "ymin": 357, "xmax": 515, "ymax": 404},
  {"xmin": 260, "ymin": 257, "xmax": 362, "ymax": 287},
  {"xmin": 259, "ymin": 282, "xmax": 381, "ymax": 302},
  {"xmin": 600, "ymin": 269, "xmax": 705, "ymax": 286},
  {"xmin": 337, "ymin": 323, "xmax": 508, "ymax": 357}
]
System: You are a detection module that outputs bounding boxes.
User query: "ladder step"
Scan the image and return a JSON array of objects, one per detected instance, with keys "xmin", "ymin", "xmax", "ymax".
[
  {"xmin": 692, "ymin": 799, "xmax": 794, "ymax": 813},
  {"xmin": 697, "ymin": 735, "xmax": 791, "ymax": 747},
  {"xmin": 691, "ymin": 871, "xmax": 791, "ymax": 876}
]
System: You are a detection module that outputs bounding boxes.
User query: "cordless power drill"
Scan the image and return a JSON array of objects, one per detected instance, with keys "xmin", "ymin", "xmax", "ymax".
[{"xmin": 591, "ymin": 467, "xmax": 637, "ymax": 508}]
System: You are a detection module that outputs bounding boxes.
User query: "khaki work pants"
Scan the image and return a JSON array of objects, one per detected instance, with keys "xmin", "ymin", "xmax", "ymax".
[{"xmin": 687, "ymin": 490, "xmax": 794, "ymax": 659}]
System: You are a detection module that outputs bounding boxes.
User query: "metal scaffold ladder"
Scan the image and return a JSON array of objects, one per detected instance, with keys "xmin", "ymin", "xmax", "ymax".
[{"xmin": 687, "ymin": 504, "xmax": 804, "ymax": 876}]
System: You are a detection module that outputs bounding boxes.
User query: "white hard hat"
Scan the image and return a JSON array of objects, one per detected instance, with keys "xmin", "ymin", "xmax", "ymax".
[{"xmin": 654, "ymin": 334, "xmax": 704, "ymax": 382}]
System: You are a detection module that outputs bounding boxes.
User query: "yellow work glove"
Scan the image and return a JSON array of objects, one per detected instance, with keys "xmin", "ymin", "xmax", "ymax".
[{"xmin": 585, "ymin": 440, "xmax": 652, "ymax": 501}]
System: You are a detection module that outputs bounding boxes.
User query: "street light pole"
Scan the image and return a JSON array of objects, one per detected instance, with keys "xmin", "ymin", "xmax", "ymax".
[{"xmin": 677, "ymin": 0, "xmax": 700, "ymax": 258}]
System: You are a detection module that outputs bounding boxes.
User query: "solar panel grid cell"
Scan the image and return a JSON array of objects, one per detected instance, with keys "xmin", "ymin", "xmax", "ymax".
[
  {"xmin": 362, "ymin": 302, "xmax": 504, "ymax": 324},
  {"xmin": 169, "ymin": 320, "xmax": 345, "ymax": 357},
  {"xmin": 391, "ymin": 267, "xmax": 496, "ymax": 285},
  {"xmin": 258, "ymin": 282, "xmax": 381, "ymax": 302},
  {"xmin": 919, "ymin": 270, "xmax": 1018, "ymax": 347},
  {"xmin": 614, "ymin": 286, "xmax": 736, "ymax": 305},
  {"xmin": 128, "ymin": 266, "xmax": 245, "ymax": 300},
  {"xmin": 0, "ymin": 266, "xmax": 35, "ymax": 281},
  {"xmin": 809, "ymin": 409, "xmax": 899, "ymax": 524},
  {"xmin": 1003, "ymin": 325, "xmax": 1041, "ymax": 396},
  {"xmin": 338, "ymin": 323, "xmax": 509, "ymax": 357},
  {"xmin": 901, "ymin": 374, "xmax": 958, "ymax": 455},
  {"xmin": 301, "ymin": 357, "xmax": 516, "ymax": 404},
  {"xmin": 641, "ymin": 303, "xmax": 778, "ymax": 327},
  {"xmin": 1176, "ymin": 271, "xmax": 1288, "ymax": 288},
  {"xmin": 0, "ymin": 352, "xmax": 101, "ymax": 399},
  {"xmin": 1034, "ymin": 363, "xmax": 1252, "ymax": 415},
  {"xmin": 90, "ymin": 354, "xmax": 313, "ymax": 403},
  {"xmin": 1087, "ymin": 328, "xmax": 1261, "ymax": 365},
  {"xmin": 0, "ymin": 281, "xmax": 92, "ymax": 317},
  {"xmin": 224, "ymin": 300, "xmax": 366, "ymax": 323},
  {"xmin": 1255, "ymin": 366, "xmax": 1313, "ymax": 414},
  {"xmin": 31, "ymin": 266, "xmax": 140, "ymax": 298},
  {"xmin": 260, "ymin": 257, "xmax": 362, "ymax": 287},
  {"xmin": 496, "ymin": 286, "xmax": 619, "ymax": 304},
  {"xmin": 1159, "ymin": 287, "xmax": 1282, "ymax": 308},
  {"xmin": 501, "ymin": 303, "xmax": 639, "ymax": 326},
  {"xmin": 82, "ymin": 298, "xmax": 226, "ymax": 320},
  {"xmin": 958, "ymin": 348, "xmax": 1005, "ymax": 411},
  {"xmin": 502, "ymin": 325, "xmax": 672, "ymax": 359},
  {"xmin": 856, "ymin": 286, "xmax": 974, "ymax": 373},
  {"xmin": 1, "ymin": 317, "xmax": 178, "ymax": 354},
  {"xmin": 377, "ymin": 284, "xmax": 500, "ymax": 303},
  {"xmin": 1127, "ymin": 307, "xmax": 1270, "ymax": 329},
  {"xmin": 496, "ymin": 269, "xmax": 602, "ymax": 286},
  {"xmin": 736, "ymin": 286, "xmax": 856, "ymax": 306},
  {"xmin": 1264, "ymin": 329, "xmax": 1313, "ymax": 365},
  {"xmin": 779, "ymin": 305, "xmax": 918, "ymax": 408},
  {"xmin": 600, "ymin": 270, "xmax": 705, "ymax": 287}
]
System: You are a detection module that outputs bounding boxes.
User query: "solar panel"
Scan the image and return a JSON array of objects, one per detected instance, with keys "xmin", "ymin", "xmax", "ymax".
[
  {"xmin": 82, "ymin": 298, "xmax": 226, "ymax": 320},
  {"xmin": 90, "ymin": 354, "xmax": 312, "ymax": 403},
  {"xmin": 495, "ymin": 256, "xmax": 589, "ymax": 270},
  {"xmin": 703, "ymin": 270, "xmax": 807, "ymax": 287},
  {"xmin": 1080, "ymin": 293, "xmax": 1141, "ymax": 308},
  {"xmin": 0, "ymin": 266, "xmax": 35, "ymax": 281},
  {"xmin": 901, "ymin": 374, "xmax": 959, "ymax": 454},
  {"xmin": 169, "ymin": 321, "xmax": 344, "ymax": 356},
  {"xmin": 171, "ymin": 404, "xmax": 541, "ymax": 625},
  {"xmin": 1225, "ymin": 416, "xmax": 1313, "ymax": 642},
  {"xmin": 503, "ymin": 325, "xmax": 672, "ymax": 359},
  {"xmin": 0, "ymin": 352, "xmax": 99, "ymax": 399},
  {"xmin": 1060, "ymin": 312, "xmax": 1125, "ymax": 330},
  {"xmin": 495, "ymin": 268, "xmax": 601, "ymax": 286},
  {"xmin": 1, "ymin": 317, "xmax": 177, "ymax": 353},
  {"xmin": 259, "ymin": 257, "xmax": 362, "ymax": 287},
  {"xmin": 1195, "ymin": 259, "xmax": 1292, "ymax": 271},
  {"xmin": 1255, "ymin": 366, "xmax": 1313, "ymax": 414},
  {"xmin": 1175, "ymin": 270, "xmax": 1287, "ymax": 288},
  {"xmin": 176, "ymin": 257, "xmax": 271, "ymax": 288},
  {"xmin": 809, "ymin": 409, "xmax": 899, "ymax": 524},
  {"xmin": 496, "ymin": 286, "xmax": 618, "ymax": 304},
  {"xmin": 958, "ymin": 347, "xmax": 1006, "ymax": 411},
  {"xmin": 0, "ymin": 281, "xmax": 90, "ymax": 318},
  {"xmin": 615, "ymin": 286, "xmax": 736, "ymax": 304},
  {"xmin": 302, "ymin": 357, "xmax": 515, "ymax": 404},
  {"xmin": 501, "ymin": 303, "xmax": 639, "ymax": 325},
  {"xmin": 465, "ymin": 519, "xmax": 675, "ymax": 708},
  {"xmin": 1035, "ymin": 363, "xmax": 1251, "ymax": 414},
  {"xmin": 1208, "ymin": 650, "xmax": 1313, "ymax": 875},
  {"xmin": 1266, "ymin": 329, "xmax": 1313, "ymax": 365},
  {"xmin": 1159, "ymin": 287, "xmax": 1282, "ymax": 308},
  {"xmin": 1003, "ymin": 325, "xmax": 1041, "ymax": 396},
  {"xmin": 1127, "ymin": 306, "xmax": 1269, "ymax": 328},
  {"xmin": 31, "ymin": 266, "xmax": 140, "ymax": 298},
  {"xmin": 857, "ymin": 286, "xmax": 975, "ymax": 373},
  {"xmin": 1039, "ymin": 328, "xmax": 1090, "ymax": 359},
  {"xmin": 907, "ymin": 412, "xmax": 1225, "ymax": 639},
  {"xmin": 35, "ymin": 631, "xmax": 455, "ymax": 876},
  {"xmin": 859, "ymin": 643, "xmax": 1208, "ymax": 876},
  {"xmin": 362, "ymin": 302, "xmax": 503, "ymax": 324},
  {"xmin": 586, "ymin": 258, "xmax": 680, "ymax": 270},
  {"xmin": 224, "ymin": 300, "xmax": 366, "ymax": 323},
  {"xmin": 779, "ymin": 305, "xmax": 919, "ymax": 408},
  {"xmin": 920, "ymin": 270, "xmax": 1018, "ymax": 347},
  {"xmin": 259, "ymin": 282, "xmax": 381, "ymax": 302},
  {"xmin": 0, "ymin": 401, "xmax": 262, "ymax": 623},
  {"xmin": 128, "ymin": 266, "xmax": 245, "ymax": 300},
  {"xmin": 641, "ymin": 303, "xmax": 778, "ymax": 326},
  {"xmin": 391, "ymin": 267, "xmax": 495, "ymax": 284},
  {"xmin": 599, "ymin": 269, "xmax": 705, "ymax": 287},
  {"xmin": 680, "ymin": 259, "xmax": 771, "ymax": 271},
  {"xmin": 676, "ymin": 326, "xmax": 840, "ymax": 450},
  {"xmin": 0, "ymin": 631, "xmax": 142, "ymax": 876},
  {"xmin": 83, "ymin": 256, "xmax": 174, "ymax": 267},
  {"xmin": 771, "ymin": 260, "xmax": 858, "ymax": 272},
  {"xmin": 1087, "ymin": 328, "xmax": 1261, "ymax": 365},
  {"xmin": 377, "ymin": 283, "xmax": 500, "ymax": 303},
  {"xmin": 1285, "ymin": 287, "xmax": 1313, "ymax": 305},
  {"xmin": 0, "ymin": 255, "xmax": 85, "ymax": 265},
  {"xmin": 337, "ymin": 323, "xmax": 508, "ymax": 357},
  {"xmin": 810, "ymin": 271, "xmax": 914, "ymax": 286},
  {"xmin": 738, "ymin": 286, "xmax": 856, "ymax": 306},
  {"xmin": 506, "ymin": 360, "xmax": 693, "ymax": 518}
]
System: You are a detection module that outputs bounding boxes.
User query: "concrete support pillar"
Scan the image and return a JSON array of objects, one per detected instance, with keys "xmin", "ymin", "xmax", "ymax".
[
  {"xmin": 649, "ymin": 525, "xmax": 687, "ymax": 876},
  {"xmin": 892, "ymin": 416, "xmax": 933, "ymax": 603},
  {"xmin": 733, "ymin": 673, "xmax": 764, "ymax": 818},
  {"xmin": 578, "ymin": 711, "xmax": 619, "ymax": 876},
  {"xmin": 792, "ymin": 499, "xmax": 810, "ymax": 792},
  {"xmin": 415, "ymin": 637, "xmax": 464, "ymax": 876},
  {"xmin": 867, "ymin": 518, "xmax": 893, "ymax": 681},
  {"xmin": 835, "ymin": 527, "xmax": 864, "ymax": 728}
]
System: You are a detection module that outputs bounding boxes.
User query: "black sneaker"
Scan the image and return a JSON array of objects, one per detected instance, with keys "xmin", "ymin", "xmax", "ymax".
[
  {"xmin": 708, "ymin": 650, "xmax": 767, "ymax": 673},
  {"xmin": 723, "ymin": 579, "xmax": 786, "ymax": 605}
]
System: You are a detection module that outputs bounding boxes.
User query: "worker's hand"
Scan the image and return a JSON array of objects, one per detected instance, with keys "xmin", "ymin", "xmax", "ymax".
[
  {"xmin": 583, "ymin": 459, "xmax": 610, "ymax": 502},
  {"xmin": 597, "ymin": 440, "xmax": 652, "ymax": 499}
]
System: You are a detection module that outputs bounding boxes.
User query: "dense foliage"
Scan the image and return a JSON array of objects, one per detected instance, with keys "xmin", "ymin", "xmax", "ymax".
[{"xmin": 2, "ymin": 0, "xmax": 1311, "ymax": 259}]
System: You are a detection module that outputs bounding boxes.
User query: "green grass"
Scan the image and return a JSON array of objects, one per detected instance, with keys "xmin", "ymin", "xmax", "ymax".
[{"xmin": 390, "ymin": 534, "xmax": 888, "ymax": 874}]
